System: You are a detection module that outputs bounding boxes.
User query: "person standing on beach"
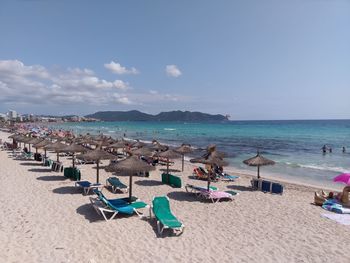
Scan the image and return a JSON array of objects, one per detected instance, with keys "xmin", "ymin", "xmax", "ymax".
[
  {"xmin": 322, "ymin": 145, "xmax": 327, "ymax": 154},
  {"xmin": 342, "ymin": 146, "xmax": 346, "ymax": 153}
]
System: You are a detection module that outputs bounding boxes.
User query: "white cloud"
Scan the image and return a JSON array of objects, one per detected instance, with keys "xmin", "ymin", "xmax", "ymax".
[
  {"xmin": 104, "ymin": 61, "xmax": 139, "ymax": 75},
  {"xmin": 0, "ymin": 60, "xmax": 190, "ymax": 112},
  {"xmin": 149, "ymin": 90, "xmax": 158, "ymax": 95},
  {"xmin": 0, "ymin": 60, "xmax": 131, "ymax": 107},
  {"xmin": 112, "ymin": 93, "xmax": 133, "ymax": 105},
  {"xmin": 113, "ymin": 80, "xmax": 130, "ymax": 90},
  {"xmin": 165, "ymin": 64, "xmax": 182, "ymax": 78}
]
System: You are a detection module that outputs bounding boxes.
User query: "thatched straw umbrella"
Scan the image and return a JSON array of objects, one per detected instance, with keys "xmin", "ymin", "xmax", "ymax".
[
  {"xmin": 132, "ymin": 140, "xmax": 147, "ymax": 148},
  {"xmin": 19, "ymin": 136, "xmax": 35, "ymax": 152},
  {"xmin": 96, "ymin": 139, "xmax": 113, "ymax": 148},
  {"xmin": 107, "ymin": 140, "xmax": 128, "ymax": 156},
  {"xmin": 105, "ymin": 156, "xmax": 155, "ymax": 202},
  {"xmin": 33, "ymin": 140, "xmax": 51, "ymax": 158},
  {"xmin": 243, "ymin": 151, "xmax": 275, "ymax": 179},
  {"xmin": 27, "ymin": 138, "xmax": 43, "ymax": 154},
  {"xmin": 150, "ymin": 141, "xmax": 168, "ymax": 152},
  {"xmin": 44, "ymin": 142, "xmax": 67, "ymax": 162},
  {"xmin": 156, "ymin": 149, "xmax": 181, "ymax": 175},
  {"xmin": 8, "ymin": 134, "xmax": 21, "ymax": 147},
  {"xmin": 109, "ymin": 140, "xmax": 128, "ymax": 149},
  {"xmin": 61, "ymin": 144, "xmax": 88, "ymax": 168},
  {"xmin": 76, "ymin": 149, "xmax": 116, "ymax": 183},
  {"xmin": 130, "ymin": 147, "xmax": 154, "ymax": 157},
  {"xmin": 190, "ymin": 145, "xmax": 229, "ymax": 190},
  {"xmin": 175, "ymin": 144, "xmax": 193, "ymax": 171}
]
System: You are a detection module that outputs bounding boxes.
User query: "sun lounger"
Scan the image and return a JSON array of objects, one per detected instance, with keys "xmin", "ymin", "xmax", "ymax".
[
  {"xmin": 218, "ymin": 173, "xmax": 239, "ymax": 182},
  {"xmin": 51, "ymin": 161, "xmax": 63, "ymax": 172},
  {"xmin": 193, "ymin": 167, "xmax": 218, "ymax": 181},
  {"xmin": 75, "ymin": 180, "xmax": 103, "ymax": 195},
  {"xmin": 14, "ymin": 151, "xmax": 33, "ymax": 160},
  {"xmin": 185, "ymin": 184, "xmax": 234, "ymax": 202},
  {"xmin": 185, "ymin": 184, "xmax": 218, "ymax": 195},
  {"xmin": 93, "ymin": 189, "xmax": 138, "ymax": 203},
  {"xmin": 251, "ymin": 178, "xmax": 284, "ymax": 195},
  {"xmin": 271, "ymin": 182, "xmax": 283, "ymax": 194},
  {"xmin": 161, "ymin": 173, "xmax": 182, "ymax": 188},
  {"xmin": 64, "ymin": 167, "xmax": 81, "ymax": 181},
  {"xmin": 106, "ymin": 177, "xmax": 128, "ymax": 193},
  {"xmin": 90, "ymin": 190, "xmax": 149, "ymax": 221},
  {"xmin": 151, "ymin": 196, "xmax": 184, "ymax": 235},
  {"xmin": 261, "ymin": 180, "xmax": 272, "ymax": 192},
  {"xmin": 199, "ymin": 190, "xmax": 234, "ymax": 203}
]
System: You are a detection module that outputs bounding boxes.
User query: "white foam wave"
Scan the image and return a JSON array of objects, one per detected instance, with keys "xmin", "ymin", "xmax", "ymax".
[{"xmin": 283, "ymin": 162, "xmax": 347, "ymax": 173}]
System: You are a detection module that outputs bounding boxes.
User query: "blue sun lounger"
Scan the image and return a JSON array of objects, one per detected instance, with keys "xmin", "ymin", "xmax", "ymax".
[
  {"xmin": 251, "ymin": 179, "xmax": 283, "ymax": 195},
  {"xmin": 75, "ymin": 181, "xmax": 103, "ymax": 195},
  {"xmin": 106, "ymin": 177, "xmax": 128, "ymax": 193},
  {"xmin": 90, "ymin": 189, "xmax": 149, "ymax": 221}
]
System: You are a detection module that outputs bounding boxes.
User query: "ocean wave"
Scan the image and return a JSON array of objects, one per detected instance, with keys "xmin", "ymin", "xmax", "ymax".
[
  {"xmin": 283, "ymin": 162, "xmax": 347, "ymax": 173},
  {"xmin": 164, "ymin": 128, "xmax": 176, "ymax": 131}
]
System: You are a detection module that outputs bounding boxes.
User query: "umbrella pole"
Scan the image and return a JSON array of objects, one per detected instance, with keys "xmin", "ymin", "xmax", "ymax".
[
  {"xmin": 57, "ymin": 152, "xmax": 59, "ymax": 162},
  {"xmin": 29, "ymin": 144, "xmax": 31, "ymax": 153},
  {"xmin": 96, "ymin": 161, "xmax": 100, "ymax": 184},
  {"xmin": 182, "ymin": 154, "xmax": 184, "ymax": 172},
  {"xmin": 129, "ymin": 173, "xmax": 133, "ymax": 203},
  {"xmin": 167, "ymin": 158, "xmax": 170, "ymax": 183},
  {"xmin": 44, "ymin": 149, "xmax": 47, "ymax": 159},
  {"xmin": 257, "ymin": 165, "xmax": 260, "ymax": 179},
  {"xmin": 72, "ymin": 153, "xmax": 75, "ymax": 168},
  {"xmin": 207, "ymin": 170, "xmax": 211, "ymax": 191}
]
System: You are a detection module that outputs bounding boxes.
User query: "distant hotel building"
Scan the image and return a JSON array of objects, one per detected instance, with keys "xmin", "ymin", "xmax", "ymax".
[{"xmin": 8, "ymin": 110, "xmax": 17, "ymax": 120}]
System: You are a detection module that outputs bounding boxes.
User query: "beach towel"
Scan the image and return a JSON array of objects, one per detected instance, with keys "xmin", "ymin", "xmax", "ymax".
[
  {"xmin": 321, "ymin": 214, "xmax": 350, "ymax": 226},
  {"xmin": 322, "ymin": 199, "xmax": 350, "ymax": 214}
]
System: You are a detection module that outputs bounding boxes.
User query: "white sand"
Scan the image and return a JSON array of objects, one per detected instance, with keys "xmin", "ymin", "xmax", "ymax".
[{"xmin": 0, "ymin": 130, "xmax": 350, "ymax": 263}]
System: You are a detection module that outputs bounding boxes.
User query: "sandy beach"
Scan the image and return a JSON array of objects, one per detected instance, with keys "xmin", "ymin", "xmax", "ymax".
[{"xmin": 1, "ymin": 130, "xmax": 350, "ymax": 263}]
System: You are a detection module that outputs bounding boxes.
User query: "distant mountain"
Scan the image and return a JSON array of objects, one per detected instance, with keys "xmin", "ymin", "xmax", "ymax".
[{"xmin": 85, "ymin": 110, "xmax": 228, "ymax": 122}]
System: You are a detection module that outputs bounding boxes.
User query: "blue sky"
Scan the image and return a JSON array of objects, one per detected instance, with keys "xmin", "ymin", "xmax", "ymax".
[{"xmin": 0, "ymin": 0, "xmax": 349, "ymax": 120}]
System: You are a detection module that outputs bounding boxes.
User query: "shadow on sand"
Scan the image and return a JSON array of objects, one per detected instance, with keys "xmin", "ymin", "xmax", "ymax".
[
  {"xmin": 20, "ymin": 162, "xmax": 42, "ymax": 166},
  {"xmin": 53, "ymin": 186, "xmax": 81, "ymax": 195},
  {"xmin": 76, "ymin": 203, "xmax": 103, "ymax": 223},
  {"xmin": 159, "ymin": 168, "xmax": 182, "ymax": 173},
  {"xmin": 37, "ymin": 175, "xmax": 68, "ymax": 181},
  {"xmin": 134, "ymin": 180, "xmax": 163, "ymax": 187},
  {"xmin": 167, "ymin": 191, "xmax": 199, "ymax": 203},
  {"xmin": 226, "ymin": 184, "xmax": 253, "ymax": 192},
  {"xmin": 143, "ymin": 214, "xmax": 184, "ymax": 238},
  {"xmin": 28, "ymin": 168, "xmax": 53, "ymax": 173}
]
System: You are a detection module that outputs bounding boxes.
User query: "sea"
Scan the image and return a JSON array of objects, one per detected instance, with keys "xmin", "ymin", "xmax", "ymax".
[{"xmin": 48, "ymin": 120, "xmax": 350, "ymax": 190}]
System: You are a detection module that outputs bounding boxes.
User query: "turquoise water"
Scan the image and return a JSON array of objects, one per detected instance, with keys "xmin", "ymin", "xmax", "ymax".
[{"xmin": 49, "ymin": 120, "xmax": 350, "ymax": 188}]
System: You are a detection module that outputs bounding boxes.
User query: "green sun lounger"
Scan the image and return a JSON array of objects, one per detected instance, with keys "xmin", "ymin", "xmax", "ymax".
[
  {"xmin": 161, "ymin": 173, "xmax": 182, "ymax": 188},
  {"xmin": 151, "ymin": 196, "xmax": 184, "ymax": 235}
]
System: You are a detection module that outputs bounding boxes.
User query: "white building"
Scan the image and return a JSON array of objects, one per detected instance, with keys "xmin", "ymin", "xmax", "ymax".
[
  {"xmin": 0, "ymin": 113, "xmax": 7, "ymax": 121},
  {"xmin": 8, "ymin": 110, "xmax": 17, "ymax": 120}
]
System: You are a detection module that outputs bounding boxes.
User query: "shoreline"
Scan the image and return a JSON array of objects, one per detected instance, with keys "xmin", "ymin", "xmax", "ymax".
[{"xmin": 1, "ymin": 127, "xmax": 342, "ymax": 193}]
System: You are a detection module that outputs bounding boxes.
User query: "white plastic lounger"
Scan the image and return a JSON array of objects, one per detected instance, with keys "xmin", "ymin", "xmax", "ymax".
[
  {"xmin": 89, "ymin": 194, "xmax": 150, "ymax": 221},
  {"xmin": 199, "ymin": 190, "xmax": 234, "ymax": 203},
  {"xmin": 89, "ymin": 197, "xmax": 119, "ymax": 221},
  {"xmin": 75, "ymin": 181, "xmax": 103, "ymax": 195}
]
